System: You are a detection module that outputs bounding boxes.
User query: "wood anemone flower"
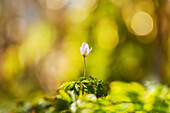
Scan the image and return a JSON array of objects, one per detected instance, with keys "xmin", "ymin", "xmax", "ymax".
[
  {"xmin": 80, "ymin": 42, "xmax": 92, "ymax": 57},
  {"xmin": 80, "ymin": 42, "xmax": 92, "ymax": 78}
]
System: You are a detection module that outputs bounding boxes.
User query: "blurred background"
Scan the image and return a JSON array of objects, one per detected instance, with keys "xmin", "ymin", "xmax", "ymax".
[{"xmin": 0, "ymin": 0, "xmax": 169, "ymax": 110}]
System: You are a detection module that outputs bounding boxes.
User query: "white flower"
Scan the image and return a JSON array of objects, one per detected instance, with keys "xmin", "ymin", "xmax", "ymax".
[
  {"xmin": 70, "ymin": 102, "xmax": 77, "ymax": 112},
  {"xmin": 80, "ymin": 42, "xmax": 92, "ymax": 57},
  {"xmin": 86, "ymin": 94, "xmax": 97, "ymax": 102}
]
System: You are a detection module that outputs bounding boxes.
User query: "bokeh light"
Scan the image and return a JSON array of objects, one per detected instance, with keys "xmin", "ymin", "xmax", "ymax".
[
  {"xmin": 2, "ymin": 46, "xmax": 23, "ymax": 80},
  {"xmin": 96, "ymin": 18, "xmax": 119, "ymax": 50},
  {"xmin": 19, "ymin": 20, "xmax": 57, "ymax": 65},
  {"xmin": 130, "ymin": 12, "xmax": 154, "ymax": 36}
]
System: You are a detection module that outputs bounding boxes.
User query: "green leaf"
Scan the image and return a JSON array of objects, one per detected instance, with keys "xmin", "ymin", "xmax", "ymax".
[
  {"xmin": 74, "ymin": 84, "xmax": 80, "ymax": 95},
  {"xmin": 65, "ymin": 83, "xmax": 75, "ymax": 90},
  {"xmin": 82, "ymin": 84, "xmax": 88, "ymax": 89},
  {"xmin": 99, "ymin": 80, "xmax": 104, "ymax": 83},
  {"xmin": 59, "ymin": 82, "xmax": 75, "ymax": 90},
  {"xmin": 82, "ymin": 80, "xmax": 90, "ymax": 84},
  {"xmin": 87, "ymin": 85, "xmax": 95, "ymax": 94},
  {"xmin": 89, "ymin": 76, "xmax": 95, "ymax": 80},
  {"xmin": 95, "ymin": 78, "xmax": 98, "ymax": 82},
  {"xmin": 59, "ymin": 90, "xmax": 72, "ymax": 103},
  {"xmin": 81, "ymin": 80, "xmax": 90, "ymax": 86},
  {"xmin": 75, "ymin": 84, "xmax": 80, "ymax": 92},
  {"xmin": 96, "ymin": 84, "xmax": 106, "ymax": 97},
  {"xmin": 78, "ymin": 77, "xmax": 86, "ymax": 82}
]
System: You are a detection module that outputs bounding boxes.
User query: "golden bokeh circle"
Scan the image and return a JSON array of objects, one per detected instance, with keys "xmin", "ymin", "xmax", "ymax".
[{"xmin": 130, "ymin": 12, "xmax": 153, "ymax": 36}]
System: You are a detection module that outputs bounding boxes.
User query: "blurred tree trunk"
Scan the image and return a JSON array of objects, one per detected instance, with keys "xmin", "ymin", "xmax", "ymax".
[{"xmin": 154, "ymin": 0, "xmax": 170, "ymax": 85}]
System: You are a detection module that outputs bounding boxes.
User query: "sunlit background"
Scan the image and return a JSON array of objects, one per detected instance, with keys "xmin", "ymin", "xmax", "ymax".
[{"xmin": 0, "ymin": 0, "xmax": 170, "ymax": 110}]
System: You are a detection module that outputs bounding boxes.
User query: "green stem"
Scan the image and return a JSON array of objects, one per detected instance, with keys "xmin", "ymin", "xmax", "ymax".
[
  {"xmin": 82, "ymin": 56, "xmax": 86, "ymax": 95},
  {"xmin": 84, "ymin": 56, "xmax": 86, "ymax": 78}
]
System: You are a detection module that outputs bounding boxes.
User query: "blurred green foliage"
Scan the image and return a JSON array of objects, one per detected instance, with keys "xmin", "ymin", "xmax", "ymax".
[
  {"xmin": 9, "ymin": 77, "xmax": 170, "ymax": 113},
  {"xmin": 58, "ymin": 76, "xmax": 107, "ymax": 97}
]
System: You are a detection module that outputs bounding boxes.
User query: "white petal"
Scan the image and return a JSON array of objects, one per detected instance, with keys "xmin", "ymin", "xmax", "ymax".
[
  {"xmin": 82, "ymin": 42, "xmax": 89, "ymax": 51},
  {"xmin": 87, "ymin": 47, "xmax": 92, "ymax": 56},
  {"xmin": 87, "ymin": 48, "xmax": 90, "ymax": 55},
  {"xmin": 83, "ymin": 48, "xmax": 88, "ymax": 56},
  {"xmin": 80, "ymin": 47, "xmax": 83, "ymax": 55}
]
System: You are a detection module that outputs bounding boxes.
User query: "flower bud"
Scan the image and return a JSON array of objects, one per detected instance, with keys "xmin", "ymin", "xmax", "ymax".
[{"xmin": 80, "ymin": 42, "xmax": 92, "ymax": 57}]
